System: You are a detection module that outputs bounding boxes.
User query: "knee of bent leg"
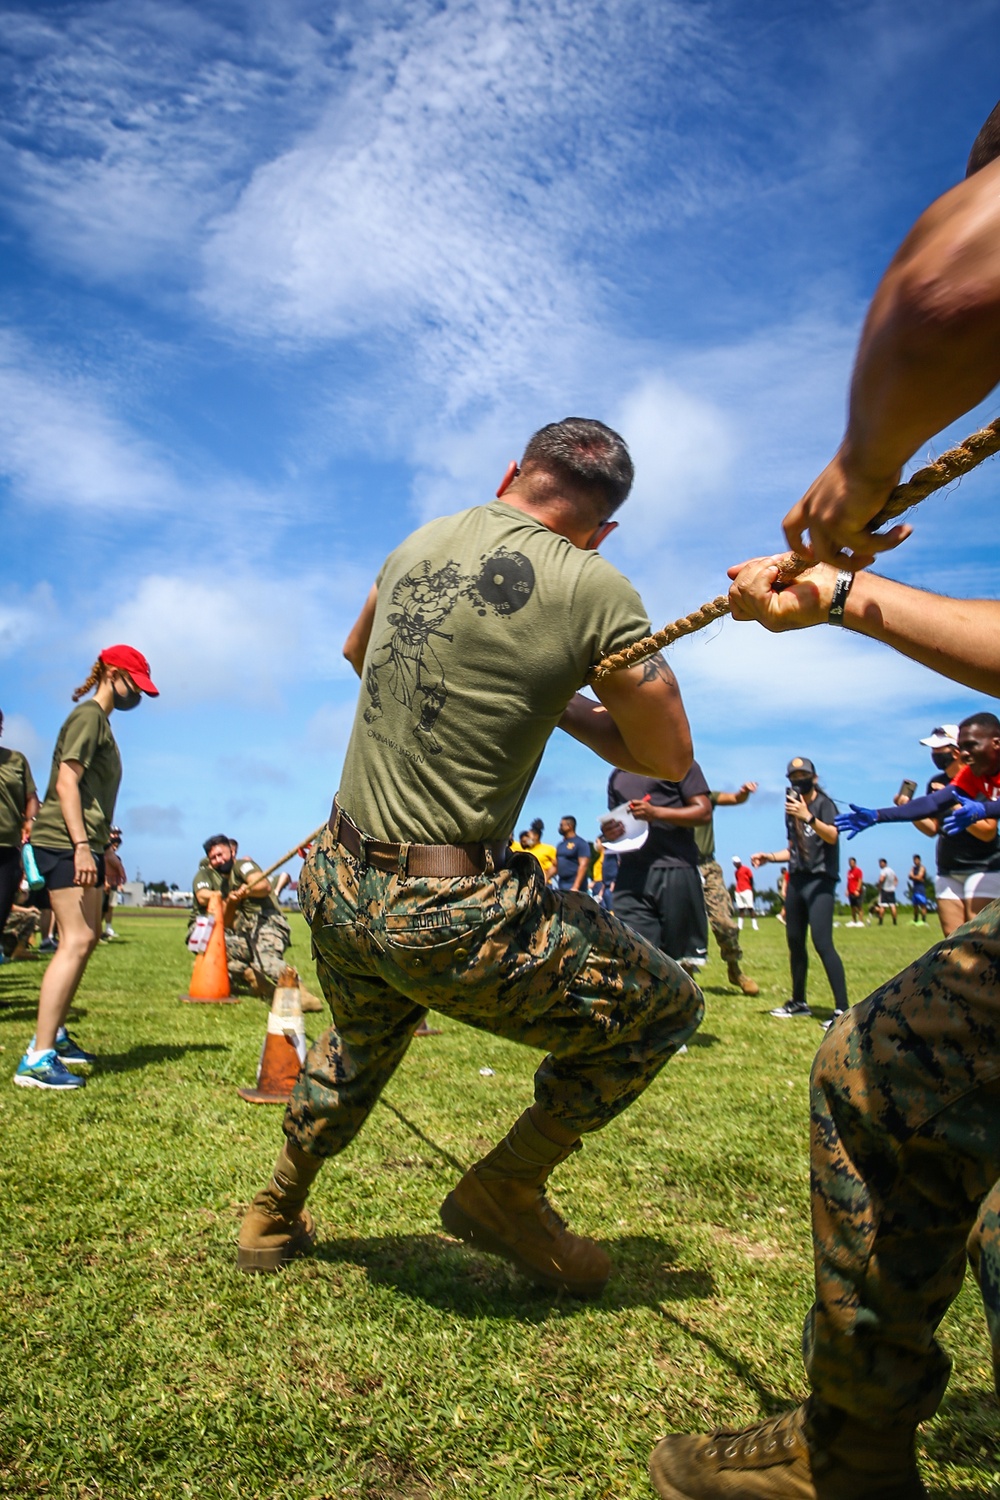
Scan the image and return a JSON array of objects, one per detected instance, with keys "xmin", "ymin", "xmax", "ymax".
[{"xmin": 649, "ymin": 963, "xmax": 704, "ymax": 1044}]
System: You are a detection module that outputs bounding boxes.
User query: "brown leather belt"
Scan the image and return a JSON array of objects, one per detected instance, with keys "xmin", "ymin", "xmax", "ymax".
[{"xmin": 328, "ymin": 801, "xmax": 508, "ymax": 878}]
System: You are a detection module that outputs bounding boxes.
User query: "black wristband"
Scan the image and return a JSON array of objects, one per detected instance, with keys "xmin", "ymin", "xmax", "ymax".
[{"xmin": 828, "ymin": 569, "xmax": 854, "ymax": 625}]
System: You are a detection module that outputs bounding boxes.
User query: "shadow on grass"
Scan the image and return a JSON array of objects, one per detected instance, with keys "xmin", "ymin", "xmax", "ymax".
[
  {"xmin": 686, "ymin": 1030, "xmax": 721, "ymax": 1048},
  {"xmin": 312, "ymin": 1230, "xmax": 714, "ymax": 1320},
  {"xmin": 924, "ymin": 1385, "xmax": 999, "ymax": 1484},
  {"xmin": 94, "ymin": 1042, "xmax": 229, "ymax": 1075}
]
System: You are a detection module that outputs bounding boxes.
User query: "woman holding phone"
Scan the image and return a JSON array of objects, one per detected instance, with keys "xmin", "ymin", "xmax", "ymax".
[
  {"xmin": 752, "ymin": 755, "xmax": 847, "ymax": 1027},
  {"xmin": 14, "ymin": 646, "xmax": 158, "ymax": 1090}
]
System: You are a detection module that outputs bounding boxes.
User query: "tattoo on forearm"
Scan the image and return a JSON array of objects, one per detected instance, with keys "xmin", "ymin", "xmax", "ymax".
[{"xmin": 640, "ymin": 653, "xmax": 677, "ymax": 687}]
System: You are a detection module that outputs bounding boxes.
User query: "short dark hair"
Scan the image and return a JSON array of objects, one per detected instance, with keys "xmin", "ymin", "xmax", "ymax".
[
  {"xmin": 203, "ymin": 834, "xmax": 232, "ymax": 854},
  {"xmin": 967, "ymin": 100, "xmax": 1000, "ymax": 177},
  {"xmin": 561, "ymin": 815, "xmax": 577, "ymax": 829},
  {"xmin": 879, "ymin": 858, "xmax": 887, "ymax": 865},
  {"xmin": 959, "ymin": 711, "xmax": 1000, "ymax": 735},
  {"xmin": 522, "ymin": 418, "xmax": 634, "ymax": 513}
]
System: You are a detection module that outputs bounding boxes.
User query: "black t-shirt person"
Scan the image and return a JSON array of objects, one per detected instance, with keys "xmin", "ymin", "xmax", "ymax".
[
  {"xmin": 608, "ymin": 764, "xmax": 710, "ymax": 889},
  {"xmin": 786, "ymin": 788, "xmax": 840, "ymax": 881},
  {"xmin": 607, "ymin": 763, "xmax": 711, "ymax": 965}
]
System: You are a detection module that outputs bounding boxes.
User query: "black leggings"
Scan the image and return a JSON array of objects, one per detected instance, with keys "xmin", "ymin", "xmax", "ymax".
[
  {"xmin": 0, "ymin": 846, "xmax": 23, "ymax": 937},
  {"xmin": 785, "ymin": 872, "xmax": 848, "ymax": 1011}
]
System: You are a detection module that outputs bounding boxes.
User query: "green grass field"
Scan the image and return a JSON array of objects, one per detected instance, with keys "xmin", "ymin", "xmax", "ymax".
[{"xmin": 1, "ymin": 911, "xmax": 997, "ymax": 1499}]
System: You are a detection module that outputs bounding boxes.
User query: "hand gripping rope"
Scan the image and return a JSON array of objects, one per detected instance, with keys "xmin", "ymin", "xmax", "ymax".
[{"xmin": 588, "ymin": 416, "xmax": 1000, "ymax": 682}]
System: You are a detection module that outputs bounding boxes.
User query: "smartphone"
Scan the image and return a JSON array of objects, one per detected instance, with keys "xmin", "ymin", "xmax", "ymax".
[{"xmin": 897, "ymin": 779, "xmax": 918, "ymax": 801}]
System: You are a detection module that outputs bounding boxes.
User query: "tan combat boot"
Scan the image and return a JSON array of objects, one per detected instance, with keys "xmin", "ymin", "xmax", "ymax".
[
  {"xmin": 649, "ymin": 1399, "xmax": 926, "ymax": 1500},
  {"xmin": 242, "ymin": 966, "xmax": 275, "ymax": 1001},
  {"xmin": 298, "ymin": 985, "xmax": 324, "ymax": 1013},
  {"xmin": 727, "ymin": 961, "xmax": 759, "ymax": 996},
  {"xmin": 439, "ymin": 1109, "xmax": 612, "ymax": 1297},
  {"xmin": 237, "ymin": 1140, "xmax": 322, "ymax": 1272}
]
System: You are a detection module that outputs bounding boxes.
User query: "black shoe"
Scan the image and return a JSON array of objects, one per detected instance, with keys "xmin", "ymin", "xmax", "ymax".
[{"xmin": 769, "ymin": 999, "xmax": 812, "ymax": 1018}]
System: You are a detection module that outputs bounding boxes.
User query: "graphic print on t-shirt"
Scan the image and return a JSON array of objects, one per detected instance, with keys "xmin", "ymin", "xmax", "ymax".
[{"xmin": 363, "ymin": 548, "xmax": 536, "ymax": 754}]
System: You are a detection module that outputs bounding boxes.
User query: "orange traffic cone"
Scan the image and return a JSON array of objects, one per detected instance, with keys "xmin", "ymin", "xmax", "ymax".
[
  {"xmin": 180, "ymin": 893, "xmax": 238, "ymax": 1004},
  {"xmin": 238, "ymin": 967, "xmax": 307, "ymax": 1104}
]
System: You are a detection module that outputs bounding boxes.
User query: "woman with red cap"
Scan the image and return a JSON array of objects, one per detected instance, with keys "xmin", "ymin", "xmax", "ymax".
[{"xmin": 14, "ymin": 646, "xmax": 158, "ymax": 1091}]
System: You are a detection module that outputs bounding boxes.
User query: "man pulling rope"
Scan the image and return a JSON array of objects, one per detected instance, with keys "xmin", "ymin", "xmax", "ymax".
[{"xmin": 649, "ymin": 99, "xmax": 1000, "ymax": 1500}]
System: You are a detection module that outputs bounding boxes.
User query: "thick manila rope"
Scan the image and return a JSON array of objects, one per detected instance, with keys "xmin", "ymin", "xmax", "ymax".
[{"xmin": 588, "ymin": 415, "xmax": 1000, "ymax": 682}]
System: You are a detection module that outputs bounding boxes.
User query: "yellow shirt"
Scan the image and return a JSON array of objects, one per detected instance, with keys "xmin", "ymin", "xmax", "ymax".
[{"xmin": 533, "ymin": 840, "xmax": 557, "ymax": 879}]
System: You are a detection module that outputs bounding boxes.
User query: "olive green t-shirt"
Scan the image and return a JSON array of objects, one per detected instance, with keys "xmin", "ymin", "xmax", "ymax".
[
  {"xmin": 694, "ymin": 791, "xmax": 721, "ymax": 864},
  {"xmin": 192, "ymin": 856, "xmax": 280, "ymax": 915},
  {"xmin": 338, "ymin": 500, "xmax": 652, "ymax": 844},
  {"xmin": 32, "ymin": 701, "xmax": 122, "ymax": 852},
  {"xmin": 0, "ymin": 749, "xmax": 37, "ymax": 848}
]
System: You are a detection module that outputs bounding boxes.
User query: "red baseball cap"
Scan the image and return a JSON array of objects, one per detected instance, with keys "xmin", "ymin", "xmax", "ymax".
[{"xmin": 99, "ymin": 644, "xmax": 159, "ymax": 696}]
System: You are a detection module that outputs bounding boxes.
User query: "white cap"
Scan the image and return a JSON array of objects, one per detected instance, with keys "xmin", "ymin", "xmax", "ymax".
[
  {"xmin": 732, "ymin": 854, "xmax": 741, "ymax": 864},
  {"xmin": 919, "ymin": 725, "xmax": 960, "ymax": 749}
]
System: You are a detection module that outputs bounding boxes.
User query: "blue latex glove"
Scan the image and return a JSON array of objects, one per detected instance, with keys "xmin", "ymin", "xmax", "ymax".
[
  {"xmin": 834, "ymin": 804, "xmax": 878, "ymax": 840},
  {"xmin": 943, "ymin": 788, "xmax": 988, "ymax": 836}
]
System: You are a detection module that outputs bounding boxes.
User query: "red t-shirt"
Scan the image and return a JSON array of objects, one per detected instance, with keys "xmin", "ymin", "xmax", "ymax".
[
  {"xmin": 952, "ymin": 765, "xmax": 1000, "ymax": 802},
  {"xmin": 847, "ymin": 866, "xmax": 863, "ymax": 896},
  {"xmin": 734, "ymin": 864, "xmax": 754, "ymax": 892}
]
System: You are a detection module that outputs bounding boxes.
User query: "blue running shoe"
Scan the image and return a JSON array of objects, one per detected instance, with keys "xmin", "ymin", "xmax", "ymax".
[
  {"xmin": 14, "ymin": 1049, "xmax": 86, "ymax": 1090},
  {"xmin": 55, "ymin": 1032, "xmax": 97, "ymax": 1067}
]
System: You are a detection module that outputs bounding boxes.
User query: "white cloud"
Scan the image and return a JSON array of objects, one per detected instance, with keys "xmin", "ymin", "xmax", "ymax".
[
  {"xmin": 198, "ymin": 0, "xmax": 714, "ymax": 409},
  {"xmin": 0, "ymin": 333, "xmax": 179, "ymax": 511},
  {"xmin": 0, "ymin": 712, "xmax": 45, "ymax": 765},
  {"xmin": 611, "ymin": 375, "xmax": 735, "ymax": 557},
  {"xmin": 0, "ymin": 582, "xmax": 56, "ymax": 657},
  {"xmin": 90, "ymin": 570, "xmax": 361, "ymax": 706}
]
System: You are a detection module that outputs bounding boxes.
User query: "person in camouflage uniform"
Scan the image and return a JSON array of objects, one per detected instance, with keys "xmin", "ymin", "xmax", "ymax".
[
  {"xmin": 2, "ymin": 901, "xmax": 39, "ymax": 959},
  {"xmin": 191, "ymin": 835, "xmax": 292, "ymax": 997},
  {"xmin": 650, "ymin": 104, "xmax": 1000, "ymax": 1500},
  {"xmin": 238, "ymin": 418, "xmax": 704, "ymax": 1293},
  {"xmin": 694, "ymin": 783, "xmax": 759, "ymax": 996}
]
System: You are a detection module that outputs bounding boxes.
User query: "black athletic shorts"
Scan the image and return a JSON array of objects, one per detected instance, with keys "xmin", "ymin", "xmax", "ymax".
[{"xmin": 34, "ymin": 846, "xmax": 106, "ymax": 892}]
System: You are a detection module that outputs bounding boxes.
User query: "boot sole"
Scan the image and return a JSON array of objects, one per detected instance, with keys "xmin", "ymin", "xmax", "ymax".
[
  {"xmin": 236, "ymin": 1217, "xmax": 316, "ymax": 1274},
  {"xmin": 439, "ymin": 1192, "xmax": 609, "ymax": 1298}
]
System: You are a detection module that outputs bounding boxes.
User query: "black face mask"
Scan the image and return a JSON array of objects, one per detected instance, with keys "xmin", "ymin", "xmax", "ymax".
[
  {"xmin": 113, "ymin": 683, "xmax": 142, "ymax": 712},
  {"xmin": 213, "ymin": 856, "xmax": 234, "ymax": 875},
  {"xmin": 789, "ymin": 778, "xmax": 814, "ymax": 795},
  {"xmin": 931, "ymin": 749, "xmax": 954, "ymax": 771}
]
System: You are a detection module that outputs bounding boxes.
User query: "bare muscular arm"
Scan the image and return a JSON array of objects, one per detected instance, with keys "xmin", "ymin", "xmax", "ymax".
[
  {"xmin": 343, "ymin": 585, "xmax": 379, "ymax": 677},
  {"xmin": 560, "ymin": 654, "xmax": 693, "ymax": 780},
  {"xmin": 726, "ymin": 556, "xmax": 1000, "ymax": 698},
  {"xmin": 783, "ymin": 156, "xmax": 1000, "ymax": 567}
]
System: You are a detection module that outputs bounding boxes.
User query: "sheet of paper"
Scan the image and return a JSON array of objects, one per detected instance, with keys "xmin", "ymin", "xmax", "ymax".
[{"xmin": 600, "ymin": 802, "xmax": 649, "ymax": 854}]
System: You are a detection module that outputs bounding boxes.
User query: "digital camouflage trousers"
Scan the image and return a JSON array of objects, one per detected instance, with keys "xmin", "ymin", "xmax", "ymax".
[
  {"xmin": 805, "ymin": 899, "xmax": 1000, "ymax": 1423},
  {"xmin": 699, "ymin": 858, "xmax": 742, "ymax": 967},
  {"xmin": 2, "ymin": 905, "xmax": 38, "ymax": 956},
  {"xmin": 285, "ymin": 827, "xmax": 704, "ymax": 1158},
  {"xmin": 224, "ymin": 909, "xmax": 291, "ymax": 989}
]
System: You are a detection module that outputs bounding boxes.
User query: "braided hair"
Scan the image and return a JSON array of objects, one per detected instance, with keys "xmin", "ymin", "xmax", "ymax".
[{"xmin": 72, "ymin": 658, "xmax": 108, "ymax": 703}]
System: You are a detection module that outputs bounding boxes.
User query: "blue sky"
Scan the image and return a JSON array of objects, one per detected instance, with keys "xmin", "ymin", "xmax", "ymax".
[{"xmin": 1, "ymin": 0, "xmax": 999, "ymax": 892}]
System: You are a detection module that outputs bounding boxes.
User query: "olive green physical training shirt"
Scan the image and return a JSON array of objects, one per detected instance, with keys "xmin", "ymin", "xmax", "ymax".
[
  {"xmin": 192, "ymin": 856, "xmax": 280, "ymax": 914},
  {"xmin": 339, "ymin": 500, "xmax": 651, "ymax": 843},
  {"xmin": 0, "ymin": 749, "xmax": 37, "ymax": 847},
  {"xmin": 0, "ymin": 747, "xmax": 36, "ymax": 852},
  {"xmin": 32, "ymin": 701, "xmax": 122, "ymax": 852},
  {"xmin": 694, "ymin": 792, "xmax": 721, "ymax": 864}
]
